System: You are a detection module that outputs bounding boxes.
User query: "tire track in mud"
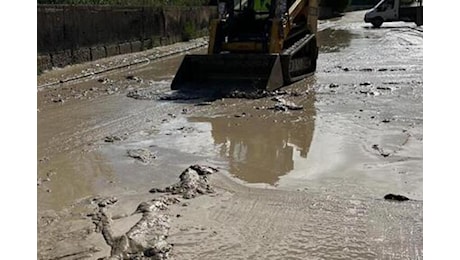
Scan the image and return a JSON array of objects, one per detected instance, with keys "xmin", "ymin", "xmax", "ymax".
[
  {"xmin": 168, "ymin": 173, "xmax": 422, "ymax": 260},
  {"xmin": 39, "ymin": 92, "xmax": 177, "ymax": 157}
]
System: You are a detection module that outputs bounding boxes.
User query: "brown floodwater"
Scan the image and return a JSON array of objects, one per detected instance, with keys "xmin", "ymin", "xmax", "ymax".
[{"xmin": 38, "ymin": 10, "xmax": 423, "ymax": 259}]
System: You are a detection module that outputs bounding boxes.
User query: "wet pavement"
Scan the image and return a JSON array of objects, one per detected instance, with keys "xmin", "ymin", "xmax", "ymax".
[{"xmin": 37, "ymin": 10, "xmax": 422, "ymax": 260}]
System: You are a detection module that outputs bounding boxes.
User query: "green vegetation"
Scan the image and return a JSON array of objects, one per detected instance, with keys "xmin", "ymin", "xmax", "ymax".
[
  {"xmin": 37, "ymin": 0, "xmax": 210, "ymax": 6},
  {"xmin": 181, "ymin": 21, "xmax": 197, "ymax": 41},
  {"xmin": 320, "ymin": 0, "xmax": 351, "ymax": 13}
]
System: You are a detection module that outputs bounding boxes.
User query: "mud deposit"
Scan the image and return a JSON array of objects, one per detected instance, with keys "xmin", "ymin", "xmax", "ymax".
[{"xmin": 38, "ymin": 11, "xmax": 422, "ymax": 260}]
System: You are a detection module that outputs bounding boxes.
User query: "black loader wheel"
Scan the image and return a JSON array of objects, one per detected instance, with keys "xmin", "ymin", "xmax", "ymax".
[{"xmin": 371, "ymin": 17, "xmax": 384, "ymax": 28}]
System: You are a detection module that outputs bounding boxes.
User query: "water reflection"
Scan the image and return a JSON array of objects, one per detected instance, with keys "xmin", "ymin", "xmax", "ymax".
[
  {"xmin": 191, "ymin": 97, "xmax": 316, "ymax": 185},
  {"xmin": 317, "ymin": 28, "xmax": 353, "ymax": 53}
]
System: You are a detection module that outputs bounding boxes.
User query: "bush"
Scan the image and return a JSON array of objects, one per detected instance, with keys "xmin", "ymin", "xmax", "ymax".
[{"xmin": 181, "ymin": 22, "xmax": 197, "ymax": 41}]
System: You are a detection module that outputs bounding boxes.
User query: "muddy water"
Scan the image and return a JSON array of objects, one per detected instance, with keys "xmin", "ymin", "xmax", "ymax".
[
  {"xmin": 38, "ymin": 10, "xmax": 423, "ymax": 259},
  {"xmin": 189, "ymin": 96, "xmax": 316, "ymax": 185}
]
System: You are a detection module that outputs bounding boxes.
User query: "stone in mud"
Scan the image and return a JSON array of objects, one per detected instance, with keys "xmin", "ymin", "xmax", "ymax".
[
  {"xmin": 39, "ymin": 156, "xmax": 50, "ymax": 163},
  {"xmin": 329, "ymin": 83, "xmax": 339, "ymax": 88},
  {"xmin": 127, "ymin": 149, "xmax": 156, "ymax": 164},
  {"xmin": 104, "ymin": 135, "xmax": 127, "ymax": 143},
  {"xmin": 149, "ymin": 164, "xmax": 218, "ymax": 199},
  {"xmin": 98, "ymin": 78, "xmax": 110, "ymax": 84},
  {"xmin": 384, "ymin": 194, "xmax": 410, "ymax": 201},
  {"xmin": 376, "ymin": 86, "xmax": 392, "ymax": 91},
  {"xmin": 126, "ymin": 75, "xmax": 143, "ymax": 83}
]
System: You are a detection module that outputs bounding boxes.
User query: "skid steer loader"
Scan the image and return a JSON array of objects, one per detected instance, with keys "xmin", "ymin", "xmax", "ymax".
[{"xmin": 171, "ymin": 0, "xmax": 319, "ymax": 92}]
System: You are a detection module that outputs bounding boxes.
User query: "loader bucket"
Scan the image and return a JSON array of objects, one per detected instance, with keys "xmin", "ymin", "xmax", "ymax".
[{"xmin": 171, "ymin": 54, "xmax": 284, "ymax": 92}]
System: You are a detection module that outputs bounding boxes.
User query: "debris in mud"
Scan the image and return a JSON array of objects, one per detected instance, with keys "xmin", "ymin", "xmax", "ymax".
[
  {"xmin": 133, "ymin": 197, "xmax": 181, "ymax": 214},
  {"xmin": 91, "ymin": 196, "xmax": 174, "ymax": 260},
  {"xmin": 384, "ymin": 194, "xmax": 410, "ymax": 201},
  {"xmin": 39, "ymin": 156, "xmax": 50, "ymax": 163},
  {"xmin": 329, "ymin": 83, "xmax": 339, "ymax": 88},
  {"xmin": 234, "ymin": 112, "xmax": 247, "ymax": 118},
  {"xmin": 104, "ymin": 134, "xmax": 127, "ymax": 143},
  {"xmin": 127, "ymin": 89, "xmax": 158, "ymax": 100},
  {"xmin": 149, "ymin": 164, "xmax": 218, "ymax": 199},
  {"xmin": 106, "ymin": 85, "xmax": 119, "ymax": 95},
  {"xmin": 360, "ymin": 82, "xmax": 372, "ymax": 86},
  {"xmin": 37, "ymin": 177, "xmax": 51, "ymax": 186},
  {"xmin": 372, "ymin": 144, "xmax": 391, "ymax": 157},
  {"xmin": 52, "ymin": 97, "xmax": 65, "ymax": 103},
  {"xmin": 127, "ymin": 148, "xmax": 157, "ymax": 163},
  {"xmin": 359, "ymin": 68, "xmax": 373, "ymax": 72},
  {"xmin": 378, "ymin": 68, "xmax": 388, "ymax": 72},
  {"xmin": 98, "ymin": 77, "xmax": 112, "ymax": 84},
  {"xmin": 269, "ymin": 97, "xmax": 303, "ymax": 111},
  {"xmin": 91, "ymin": 196, "xmax": 119, "ymax": 208},
  {"xmin": 381, "ymin": 119, "xmax": 391, "ymax": 123},
  {"xmin": 335, "ymin": 65, "xmax": 349, "ymax": 72},
  {"xmin": 176, "ymin": 126, "xmax": 196, "ymax": 133},
  {"xmin": 225, "ymin": 89, "xmax": 275, "ymax": 99},
  {"xmin": 195, "ymin": 101, "xmax": 212, "ymax": 106},
  {"xmin": 126, "ymin": 75, "xmax": 143, "ymax": 83},
  {"xmin": 376, "ymin": 86, "xmax": 392, "ymax": 91},
  {"xmin": 158, "ymin": 92, "xmax": 202, "ymax": 101},
  {"xmin": 359, "ymin": 90, "xmax": 380, "ymax": 96}
]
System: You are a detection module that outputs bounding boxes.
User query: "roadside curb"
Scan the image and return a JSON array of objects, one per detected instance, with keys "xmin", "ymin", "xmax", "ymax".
[{"xmin": 37, "ymin": 39, "xmax": 208, "ymax": 90}]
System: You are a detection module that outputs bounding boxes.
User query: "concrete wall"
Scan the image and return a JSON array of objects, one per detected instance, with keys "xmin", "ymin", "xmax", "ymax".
[{"xmin": 37, "ymin": 5, "xmax": 217, "ymax": 71}]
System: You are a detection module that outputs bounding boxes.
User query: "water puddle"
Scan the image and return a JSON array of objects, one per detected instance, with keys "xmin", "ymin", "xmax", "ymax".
[
  {"xmin": 317, "ymin": 28, "xmax": 354, "ymax": 53},
  {"xmin": 190, "ymin": 114, "xmax": 315, "ymax": 185}
]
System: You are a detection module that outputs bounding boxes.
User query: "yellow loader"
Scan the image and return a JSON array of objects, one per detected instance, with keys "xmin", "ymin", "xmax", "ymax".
[{"xmin": 171, "ymin": 0, "xmax": 318, "ymax": 92}]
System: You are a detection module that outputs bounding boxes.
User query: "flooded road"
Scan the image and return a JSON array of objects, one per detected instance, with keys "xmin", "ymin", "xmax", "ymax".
[{"xmin": 37, "ymin": 11, "xmax": 422, "ymax": 260}]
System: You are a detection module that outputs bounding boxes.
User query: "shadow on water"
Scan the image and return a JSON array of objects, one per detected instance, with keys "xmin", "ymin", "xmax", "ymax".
[
  {"xmin": 317, "ymin": 28, "xmax": 354, "ymax": 53},
  {"xmin": 189, "ymin": 91, "xmax": 316, "ymax": 185}
]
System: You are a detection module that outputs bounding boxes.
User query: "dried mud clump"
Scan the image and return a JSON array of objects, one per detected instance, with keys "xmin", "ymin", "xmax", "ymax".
[
  {"xmin": 149, "ymin": 164, "xmax": 218, "ymax": 199},
  {"xmin": 127, "ymin": 148, "xmax": 157, "ymax": 164},
  {"xmin": 91, "ymin": 165, "xmax": 219, "ymax": 259},
  {"xmin": 92, "ymin": 197, "xmax": 178, "ymax": 260},
  {"xmin": 104, "ymin": 134, "xmax": 128, "ymax": 143},
  {"xmin": 127, "ymin": 89, "xmax": 158, "ymax": 100}
]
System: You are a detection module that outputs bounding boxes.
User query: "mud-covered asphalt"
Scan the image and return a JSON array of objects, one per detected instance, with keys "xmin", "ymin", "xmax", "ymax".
[{"xmin": 37, "ymin": 11, "xmax": 422, "ymax": 260}]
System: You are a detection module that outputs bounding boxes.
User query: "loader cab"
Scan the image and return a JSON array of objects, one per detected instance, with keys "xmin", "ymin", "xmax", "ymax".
[{"xmin": 215, "ymin": 0, "xmax": 279, "ymax": 53}]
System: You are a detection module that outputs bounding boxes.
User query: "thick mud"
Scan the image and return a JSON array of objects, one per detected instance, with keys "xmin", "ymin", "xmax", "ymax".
[{"xmin": 38, "ymin": 10, "xmax": 422, "ymax": 260}]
